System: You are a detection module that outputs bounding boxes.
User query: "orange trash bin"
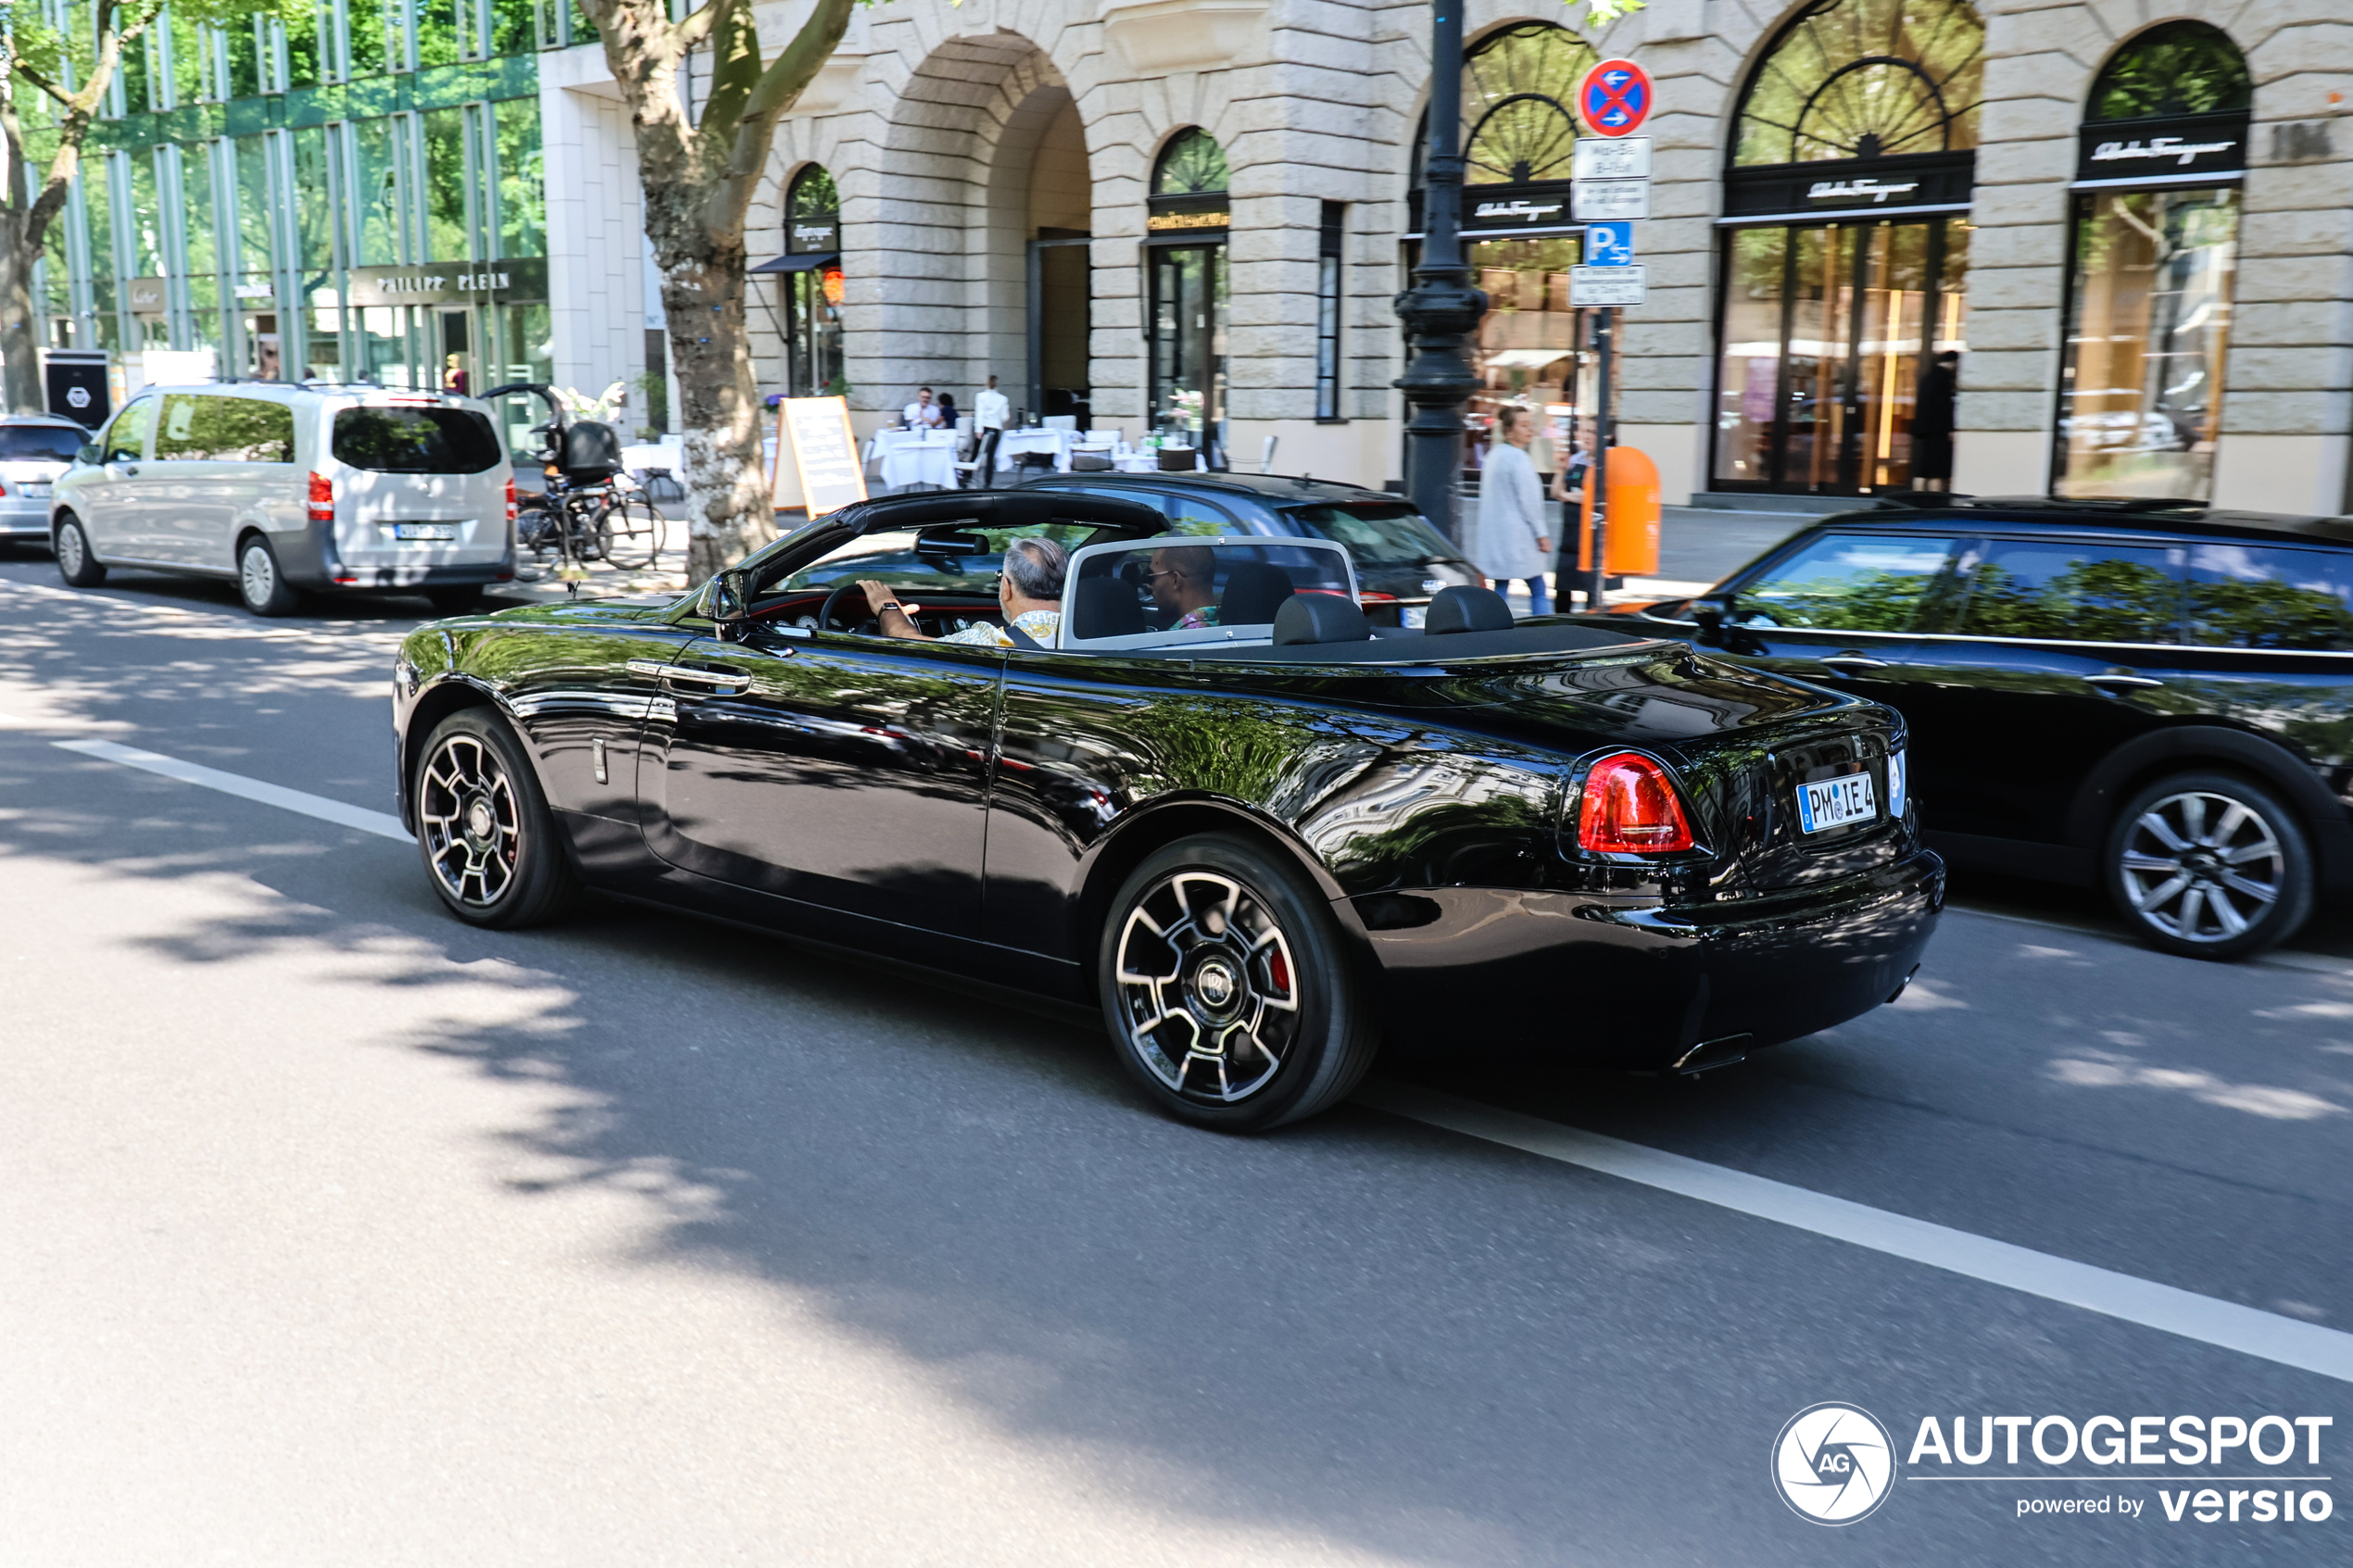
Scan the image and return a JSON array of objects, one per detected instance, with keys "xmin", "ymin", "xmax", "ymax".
[{"xmin": 1575, "ymin": 445, "xmax": 1662, "ymax": 577}]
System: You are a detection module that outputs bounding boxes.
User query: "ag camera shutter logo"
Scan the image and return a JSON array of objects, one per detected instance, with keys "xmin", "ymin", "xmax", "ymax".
[{"xmin": 1773, "ymin": 1403, "xmax": 1897, "ymax": 1524}]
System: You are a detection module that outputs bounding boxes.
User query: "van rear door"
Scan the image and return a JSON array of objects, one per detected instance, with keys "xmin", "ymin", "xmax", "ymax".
[{"xmin": 330, "ymin": 401, "xmax": 510, "ymax": 572}]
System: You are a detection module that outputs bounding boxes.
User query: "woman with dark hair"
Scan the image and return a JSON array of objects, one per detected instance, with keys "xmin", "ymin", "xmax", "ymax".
[{"xmin": 1912, "ymin": 351, "xmax": 1959, "ymax": 493}]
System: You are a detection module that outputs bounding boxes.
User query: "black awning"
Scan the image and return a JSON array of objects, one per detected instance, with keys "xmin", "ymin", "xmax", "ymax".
[{"xmin": 749, "ymin": 251, "xmax": 841, "ymax": 274}]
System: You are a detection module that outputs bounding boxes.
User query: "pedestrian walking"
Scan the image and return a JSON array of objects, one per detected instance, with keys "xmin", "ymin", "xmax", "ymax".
[
  {"xmin": 1465, "ymin": 405, "xmax": 1553, "ymax": 616},
  {"xmin": 1912, "ymin": 350, "xmax": 1958, "ymax": 493},
  {"xmin": 1549, "ymin": 425, "xmax": 1592, "ymax": 596},
  {"xmin": 973, "ymin": 373, "xmax": 1011, "ymax": 488}
]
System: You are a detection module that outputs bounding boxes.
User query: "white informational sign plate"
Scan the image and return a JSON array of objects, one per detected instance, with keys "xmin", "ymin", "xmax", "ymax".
[
  {"xmin": 1573, "ymin": 136, "xmax": 1652, "ymax": 181},
  {"xmin": 1572, "ymin": 179, "xmax": 1651, "ymax": 221},
  {"xmin": 1570, "ymin": 265, "xmax": 1648, "ymax": 307}
]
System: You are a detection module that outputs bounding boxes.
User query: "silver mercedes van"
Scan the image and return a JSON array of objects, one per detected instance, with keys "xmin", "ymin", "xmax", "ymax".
[{"xmin": 49, "ymin": 383, "xmax": 515, "ymax": 617}]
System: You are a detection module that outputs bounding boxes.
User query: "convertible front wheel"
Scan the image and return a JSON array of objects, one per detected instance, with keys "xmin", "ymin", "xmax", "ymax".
[
  {"xmin": 413, "ymin": 709, "xmax": 579, "ymax": 928},
  {"xmin": 1099, "ymin": 834, "xmax": 1378, "ymax": 1130}
]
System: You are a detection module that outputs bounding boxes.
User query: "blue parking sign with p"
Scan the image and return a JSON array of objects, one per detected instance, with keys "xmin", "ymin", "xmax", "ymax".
[{"xmin": 1585, "ymin": 221, "xmax": 1635, "ymax": 267}]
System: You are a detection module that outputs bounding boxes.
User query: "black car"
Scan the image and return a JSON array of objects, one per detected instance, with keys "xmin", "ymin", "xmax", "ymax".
[
  {"xmin": 1017, "ymin": 470, "xmax": 1479, "ymax": 624},
  {"xmin": 393, "ymin": 488, "xmax": 1941, "ymax": 1129},
  {"xmin": 1587, "ymin": 498, "xmax": 2353, "ymax": 960}
]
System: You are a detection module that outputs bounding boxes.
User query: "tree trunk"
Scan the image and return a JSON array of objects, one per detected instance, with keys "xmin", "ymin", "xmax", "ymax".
[
  {"xmin": 658, "ymin": 245, "xmax": 771, "ymax": 583},
  {"xmin": 0, "ymin": 208, "xmax": 44, "ymax": 415}
]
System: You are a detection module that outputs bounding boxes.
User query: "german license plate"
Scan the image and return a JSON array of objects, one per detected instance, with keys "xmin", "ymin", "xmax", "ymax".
[
  {"xmin": 393, "ymin": 523, "xmax": 459, "ymax": 541},
  {"xmin": 1797, "ymin": 771, "xmax": 1877, "ymax": 833}
]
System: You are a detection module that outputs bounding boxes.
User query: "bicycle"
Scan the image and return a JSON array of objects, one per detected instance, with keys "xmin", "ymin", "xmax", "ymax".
[{"xmin": 485, "ymin": 383, "xmax": 666, "ymax": 580}]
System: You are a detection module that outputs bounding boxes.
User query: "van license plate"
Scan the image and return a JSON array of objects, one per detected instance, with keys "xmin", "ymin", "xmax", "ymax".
[
  {"xmin": 1797, "ymin": 771, "xmax": 1877, "ymax": 833},
  {"xmin": 393, "ymin": 523, "xmax": 458, "ymax": 541}
]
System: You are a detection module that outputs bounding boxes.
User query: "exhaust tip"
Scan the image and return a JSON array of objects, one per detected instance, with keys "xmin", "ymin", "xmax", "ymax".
[{"xmin": 1673, "ymin": 1033, "xmax": 1753, "ymax": 1075}]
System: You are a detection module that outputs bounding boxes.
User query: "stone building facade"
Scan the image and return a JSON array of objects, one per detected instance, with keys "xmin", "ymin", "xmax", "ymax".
[{"xmin": 36, "ymin": 0, "xmax": 2352, "ymax": 515}]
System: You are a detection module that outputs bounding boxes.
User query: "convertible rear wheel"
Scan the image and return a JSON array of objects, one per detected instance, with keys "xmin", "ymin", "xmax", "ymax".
[
  {"xmin": 1099, "ymin": 834, "xmax": 1377, "ymax": 1130},
  {"xmin": 413, "ymin": 709, "xmax": 579, "ymax": 928},
  {"xmin": 2107, "ymin": 771, "xmax": 2313, "ymax": 960}
]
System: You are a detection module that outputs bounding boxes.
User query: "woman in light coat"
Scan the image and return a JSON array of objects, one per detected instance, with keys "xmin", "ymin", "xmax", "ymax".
[{"xmin": 1465, "ymin": 405, "xmax": 1552, "ymax": 614}]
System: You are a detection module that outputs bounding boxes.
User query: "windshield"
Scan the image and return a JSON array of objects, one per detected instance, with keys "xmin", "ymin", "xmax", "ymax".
[
  {"xmin": 333, "ymin": 406, "xmax": 502, "ymax": 473},
  {"xmin": 1063, "ymin": 539, "xmax": 1357, "ymax": 648},
  {"xmin": 0, "ymin": 425, "xmax": 87, "ymax": 463},
  {"xmin": 767, "ymin": 522, "xmax": 1112, "ymax": 596},
  {"xmin": 1277, "ymin": 501, "xmax": 1461, "ymax": 567}
]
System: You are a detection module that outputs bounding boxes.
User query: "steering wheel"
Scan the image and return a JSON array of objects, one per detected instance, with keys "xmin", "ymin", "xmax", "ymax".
[{"xmin": 818, "ymin": 582, "xmax": 879, "ymax": 634}]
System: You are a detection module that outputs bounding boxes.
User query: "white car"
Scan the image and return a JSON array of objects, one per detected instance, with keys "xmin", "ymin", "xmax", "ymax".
[
  {"xmin": 49, "ymin": 382, "xmax": 516, "ymax": 617},
  {"xmin": 0, "ymin": 414, "xmax": 92, "ymax": 546}
]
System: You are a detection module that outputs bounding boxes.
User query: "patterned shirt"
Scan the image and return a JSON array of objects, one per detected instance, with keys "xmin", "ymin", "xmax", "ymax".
[
  {"xmin": 1175, "ymin": 607, "xmax": 1220, "ymax": 630},
  {"xmin": 941, "ymin": 608, "xmax": 1062, "ymax": 648}
]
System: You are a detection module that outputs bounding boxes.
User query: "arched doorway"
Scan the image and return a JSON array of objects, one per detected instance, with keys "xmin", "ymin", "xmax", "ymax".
[
  {"xmin": 2054, "ymin": 22, "xmax": 2251, "ymax": 500},
  {"xmin": 1713, "ymin": 0, "xmax": 1983, "ymax": 495},
  {"xmin": 1146, "ymin": 129, "xmax": 1229, "ymax": 456},
  {"xmin": 1409, "ymin": 21, "xmax": 1603, "ymax": 479},
  {"xmin": 1022, "ymin": 93, "xmax": 1092, "ymax": 428},
  {"xmin": 771, "ymin": 164, "xmax": 844, "ymax": 398}
]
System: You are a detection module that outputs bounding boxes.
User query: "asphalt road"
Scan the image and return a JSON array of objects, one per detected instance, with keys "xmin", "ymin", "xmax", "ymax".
[{"xmin": 3, "ymin": 552, "xmax": 2348, "ymax": 1566}]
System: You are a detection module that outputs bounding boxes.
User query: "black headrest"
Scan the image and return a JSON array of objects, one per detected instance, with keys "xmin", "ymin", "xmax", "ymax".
[
  {"xmin": 1272, "ymin": 594, "xmax": 1372, "ymax": 646},
  {"xmin": 1218, "ymin": 562, "xmax": 1297, "ymax": 625},
  {"xmin": 1425, "ymin": 584, "xmax": 1516, "ymax": 634},
  {"xmin": 1070, "ymin": 574, "xmax": 1146, "ymax": 640}
]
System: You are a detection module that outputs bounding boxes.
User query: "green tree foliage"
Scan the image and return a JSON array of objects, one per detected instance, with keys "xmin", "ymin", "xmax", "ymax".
[
  {"xmin": 2188, "ymin": 575, "xmax": 2353, "ymax": 651},
  {"xmin": 1960, "ymin": 558, "xmax": 2180, "ymax": 642}
]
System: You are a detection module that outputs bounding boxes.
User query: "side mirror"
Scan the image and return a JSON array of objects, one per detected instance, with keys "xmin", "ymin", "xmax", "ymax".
[
  {"xmin": 1692, "ymin": 595, "xmax": 1730, "ymax": 641},
  {"xmin": 76, "ymin": 443, "xmax": 100, "ymax": 466},
  {"xmin": 710, "ymin": 571, "xmax": 749, "ymax": 639}
]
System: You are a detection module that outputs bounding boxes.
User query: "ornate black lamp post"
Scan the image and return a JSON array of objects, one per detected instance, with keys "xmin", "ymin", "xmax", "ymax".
[{"xmin": 1393, "ymin": 4, "xmax": 1486, "ymax": 541}]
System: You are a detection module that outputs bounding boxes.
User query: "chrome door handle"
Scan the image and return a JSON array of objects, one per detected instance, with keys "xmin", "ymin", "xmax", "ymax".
[
  {"xmin": 626, "ymin": 659, "xmax": 753, "ymax": 693},
  {"xmin": 1819, "ymin": 654, "xmax": 1891, "ymax": 671},
  {"xmin": 2086, "ymin": 673, "xmax": 2163, "ymax": 691}
]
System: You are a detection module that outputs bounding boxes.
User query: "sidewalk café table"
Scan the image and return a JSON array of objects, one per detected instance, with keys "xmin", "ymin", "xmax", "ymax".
[
  {"xmin": 994, "ymin": 427, "xmax": 1074, "ymax": 472},
  {"xmin": 877, "ymin": 431, "xmax": 956, "ymax": 490}
]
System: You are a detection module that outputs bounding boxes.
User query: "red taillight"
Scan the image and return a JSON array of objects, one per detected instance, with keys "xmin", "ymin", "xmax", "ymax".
[
  {"xmin": 504, "ymin": 476, "xmax": 517, "ymax": 523},
  {"xmin": 307, "ymin": 471, "xmax": 334, "ymax": 522},
  {"xmin": 1577, "ymin": 752, "xmax": 1694, "ymax": 854},
  {"xmin": 1357, "ymin": 591, "xmax": 1398, "ymax": 602}
]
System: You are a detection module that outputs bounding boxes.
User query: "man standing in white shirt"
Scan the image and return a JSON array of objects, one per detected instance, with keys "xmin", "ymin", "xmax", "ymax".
[{"xmin": 972, "ymin": 374, "xmax": 1012, "ymax": 488}]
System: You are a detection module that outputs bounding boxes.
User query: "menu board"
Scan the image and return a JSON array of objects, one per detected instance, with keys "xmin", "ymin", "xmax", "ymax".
[{"xmin": 779, "ymin": 395, "xmax": 867, "ymax": 518}]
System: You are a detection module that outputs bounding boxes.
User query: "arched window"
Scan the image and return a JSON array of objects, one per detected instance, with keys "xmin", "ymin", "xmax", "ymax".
[
  {"xmin": 1152, "ymin": 130, "xmax": 1228, "ymax": 197},
  {"xmin": 1463, "ymin": 22, "xmax": 1599, "ymax": 186},
  {"xmin": 2085, "ymin": 21, "xmax": 2250, "ymax": 122},
  {"xmin": 786, "ymin": 164, "xmax": 839, "ymax": 253},
  {"xmin": 1732, "ymin": 0, "xmax": 1985, "ymax": 168},
  {"xmin": 2055, "ymin": 25, "xmax": 2252, "ymax": 502}
]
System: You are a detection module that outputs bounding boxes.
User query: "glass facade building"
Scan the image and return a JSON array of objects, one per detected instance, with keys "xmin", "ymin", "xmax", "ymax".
[{"xmin": 29, "ymin": 0, "xmax": 578, "ymax": 426}]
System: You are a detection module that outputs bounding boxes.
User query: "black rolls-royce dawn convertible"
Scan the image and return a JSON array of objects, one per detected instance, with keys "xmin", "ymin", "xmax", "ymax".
[{"xmin": 391, "ymin": 489, "xmax": 1944, "ymax": 1129}]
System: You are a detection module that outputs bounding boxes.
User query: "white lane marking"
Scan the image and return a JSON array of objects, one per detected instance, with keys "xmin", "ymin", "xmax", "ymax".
[
  {"xmin": 1356, "ymin": 1082, "xmax": 2353, "ymax": 1386},
  {"xmin": 53, "ymin": 737, "xmax": 409, "ymax": 841}
]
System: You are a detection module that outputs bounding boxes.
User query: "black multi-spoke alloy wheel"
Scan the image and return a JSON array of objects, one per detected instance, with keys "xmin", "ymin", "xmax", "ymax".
[
  {"xmin": 1099, "ymin": 834, "xmax": 1378, "ymax": 1130},
  {"xmin": 54, "ymin": 515, "xmax": 107, "ymax": 586},
  {"xmin": 236, "ymin": 534, "xmax": 301, "ymax": 617},
  {"xmin": 413, "ymin": 709, "xmax": 579, "ymax": 928},
  {"xmin": 2106, "ymin": 771, "xmax": 2313, "ymax": 960}
]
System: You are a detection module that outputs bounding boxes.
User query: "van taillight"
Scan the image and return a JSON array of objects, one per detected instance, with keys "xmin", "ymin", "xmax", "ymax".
[
  {"xmin": 1577, "ymin": 752, "xmax": 1694, "ymax": 854},
  {"xmin": 307, "ymin": 471, "xmax": 334, "ymax": 522},
  {"xmin": 505, "ymin": 476, "xmax": 517, "ymax": 523}
]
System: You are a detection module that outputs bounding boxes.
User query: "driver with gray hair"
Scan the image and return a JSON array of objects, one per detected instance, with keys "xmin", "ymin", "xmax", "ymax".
[{"xmin": 860, "ymin": 533, "xmax": 1067, "ymax": 648}]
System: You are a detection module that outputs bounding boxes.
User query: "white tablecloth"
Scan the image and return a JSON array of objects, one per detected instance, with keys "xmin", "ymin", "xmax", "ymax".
[
  {"xmin": 876, "ymin": 432, "xmax": 956, "ymax": 489},
  {"xmin": 994, "ymin": 428, "xmax": 1074, "ymax": 471}
]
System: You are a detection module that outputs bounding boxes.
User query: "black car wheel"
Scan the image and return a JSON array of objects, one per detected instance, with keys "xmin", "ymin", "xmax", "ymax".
[
  {"xmin": 54, "ymin": 515, "xmax": 106, "ymax": 587},
  {"xmin": 2107, "ymin": 771, "xmax": 2314, "ymax": 960},
  {"xmin": 1099, "ymin": 834, "xmax": 1377, "ymax": 1130},
  {"xmin": 413, "ymin": 709, "xmax": 579, "ymax": 928},
  {"xmin": 237, "ymin": 535, "xmax": 302, "ymax": 617}
]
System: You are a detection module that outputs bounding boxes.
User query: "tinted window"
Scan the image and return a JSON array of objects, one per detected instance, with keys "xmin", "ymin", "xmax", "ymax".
[
  {"xmin": 2186, "ymin": 544, "xmax": 2353, "ymax": 650},
  {"xmin": 333, "ymin": 406, "xmax": 501, "ymax": 473},
  {"xmin": 1279, "ymin": 501, "xmax": 1459, "ymax": 567},
  {"xmin": 1163, "ymin": 495, "xmax": 1236, "ymax": 536},
  {"xmin": 1065, "ymin": 539, "xmax": 1356, "ymax": 645},
  {"xmin": 0, "ymin": 424, "xmax": 89, "ymax": 462},
  {"xmin": 101, "ymin": 399, "xmax": 155, "ymax": 465},
  {"xmin": 766, "ymin": 522, "xmax": 1113, "ymax": 597},
  {"xmin": 1733, "ymin": 533, "xmax": 1959, "ymax": 631},
  {"xmin": 1954, "ymin": 539, "xmax": 2182, "ymax": 643},
  {"xmin": 157, "ymin": 395, "xmax": 296, "ymax": 463}
]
